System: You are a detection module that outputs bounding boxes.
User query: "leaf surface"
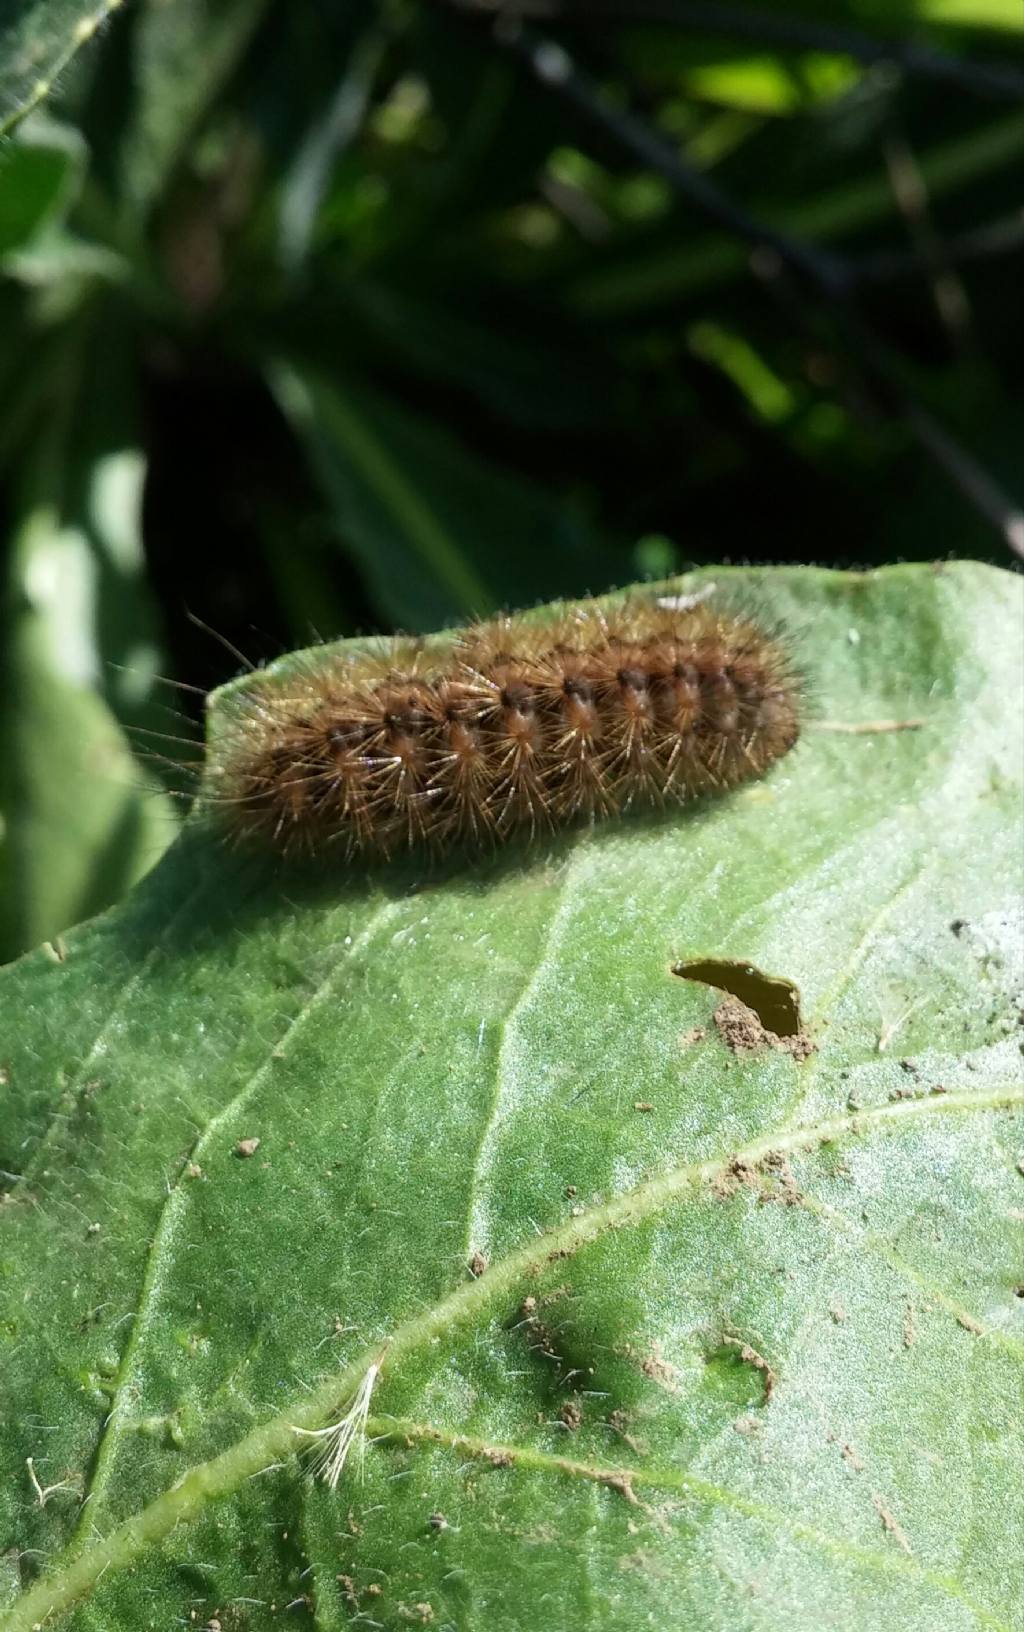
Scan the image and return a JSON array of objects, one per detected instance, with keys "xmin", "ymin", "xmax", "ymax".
[
  {"xmin": 0, "ymin": 0, "xmax": 119, "ymax": 135},
  {"xmin": 0, "ymin": 562, "xmax": 1022, "ymax": 1632}
]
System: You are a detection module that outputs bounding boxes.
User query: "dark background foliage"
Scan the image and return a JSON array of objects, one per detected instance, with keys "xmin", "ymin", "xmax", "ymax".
[{"xmin": 0, "ymin": 0, "xmax": 1022, "ymax": 959}]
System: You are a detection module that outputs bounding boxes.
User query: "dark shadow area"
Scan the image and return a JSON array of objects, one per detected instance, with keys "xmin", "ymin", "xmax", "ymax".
[{"xmin": 91, "ymin": 771, "xmax": 772, "ymax": 971}]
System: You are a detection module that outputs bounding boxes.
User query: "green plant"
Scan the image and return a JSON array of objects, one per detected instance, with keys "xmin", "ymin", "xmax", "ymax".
[
  {"xmin": 1, "ymin": 563, "xmax": 1021, "ymax": 1632},
  {"xmin": 2, "ymin": 0, "xmax": 1024, "ymax": 960}
]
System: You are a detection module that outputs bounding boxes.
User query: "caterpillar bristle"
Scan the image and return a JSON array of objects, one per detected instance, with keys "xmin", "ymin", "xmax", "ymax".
[{"xmin": 204, "ymin": 594, "xmax": 802, "ymax": 860}]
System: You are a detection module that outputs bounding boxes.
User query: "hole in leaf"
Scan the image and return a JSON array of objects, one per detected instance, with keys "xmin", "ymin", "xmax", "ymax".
[
  {"xmin": 672, "ymin": 958, "xmax": 802, "ymax": 1038},
  {"xmin": 702, "ymin": 1338, "xmax": 774, "ymax": 1410}
]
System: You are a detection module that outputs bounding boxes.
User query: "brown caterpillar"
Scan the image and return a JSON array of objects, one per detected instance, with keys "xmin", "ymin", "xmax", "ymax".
[{"xmin": 206, "ymin": 594, "xmax": 801, "ymax": 858}]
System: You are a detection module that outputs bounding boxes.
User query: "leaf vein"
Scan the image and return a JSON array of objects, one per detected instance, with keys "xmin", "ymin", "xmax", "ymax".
[
  {"xmin": 70, "ymin": 895, "xmax": 406, "ymax": 1539},
  {"xmin": 6, "ymin": 1082, "xmax": 1020, "ymax": 1632},
  {"xmin": 364, "ymin": 1414, "xmax": 1012, "ymax": 1630}
]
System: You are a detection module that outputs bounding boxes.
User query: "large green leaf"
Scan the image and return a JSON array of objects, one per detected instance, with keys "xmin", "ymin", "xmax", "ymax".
[{"xmin": 0, "ymin": 562, "xmax": 1022, "ymax": 1632}]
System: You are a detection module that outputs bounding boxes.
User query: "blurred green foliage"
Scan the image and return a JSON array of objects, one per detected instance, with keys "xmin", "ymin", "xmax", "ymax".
[{"xmin": 1, "ymin": 0, "xmax": 1022, "ymax": 961}]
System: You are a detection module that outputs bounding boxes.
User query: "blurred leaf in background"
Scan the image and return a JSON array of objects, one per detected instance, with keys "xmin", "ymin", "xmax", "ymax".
[{"xmin": 1, "ymin": 0, "xmax": 1023, "ymax": 960}]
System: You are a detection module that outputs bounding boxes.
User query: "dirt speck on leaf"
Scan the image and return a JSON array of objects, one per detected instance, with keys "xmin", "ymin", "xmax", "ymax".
[
  {"xmin": 713, "ymin": 997, "xmax": 815, "ymax": 1060},
  {"xmin": 872, "ymin": 1492, "xmax": 912, "ymax": 1553},
  {"xmin": 640, "ymin": 1345, "xmax": 679, "ymax": 1392},
  {"xmin": 560, "ymin": 1398, "xmax": 583, "ymax": 1430},
  {"xmin": 608, "ymin": 1409, "xmax": 642, "ymax": 1453},
  {"xmin": 760, "ymin": 1149, "xmax": 803, "ymax": 1205},
  {"xmin": 602, "ymin": 1472, "xmax": 639, "ymax": 1505},
  {"xmin": 711, "ymin": 1155, "xmax": 760, "ymax": 1199},
  {"xmin": 723, "ymin": 1334, "xmax": 777, "ymax": 1401},
  {"xmin": 619, "ymin": 1340, "xmax": 678, "ymax": 1393},
  {"xmin": 714, "ymin": 996, "xmax": 770, "ymax": 1052},
  {"xmin": 618, "ymin": 1547, "xmax": 658, "ymax": 1574},
  {"xmin": 713, "ymin": 1150, "xmax": 802, "ymax": 1205}
]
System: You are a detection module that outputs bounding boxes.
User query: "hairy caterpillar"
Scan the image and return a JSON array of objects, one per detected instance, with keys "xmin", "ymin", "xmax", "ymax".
[{"xmin": 205, "ymin": 594, "xmax": 801, "ymax": 858}]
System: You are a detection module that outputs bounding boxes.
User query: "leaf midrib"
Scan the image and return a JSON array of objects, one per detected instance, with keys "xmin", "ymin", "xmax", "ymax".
[{"xmin": 4, "ymin": 1083, "xmax": 1021, "ymax": 1632}]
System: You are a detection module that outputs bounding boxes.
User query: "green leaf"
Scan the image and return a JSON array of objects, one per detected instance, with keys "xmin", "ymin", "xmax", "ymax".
[
  {"xmin": 0, "ymin": 0, "xmax": 121, "ymax": 136},
  {"xmin": 571, "ymin": 109, "xmax": 1024, "ymax": 314},
  {"xmin": 0, "ymin": 314, "xmax": 178, "ymax": 962},
  {"xmin": 0, "ymin": 488, "xmax": 176, "ymax": 964},
  {"xmin": 106, "ymin": 0, "xmax": 270, "ymax": 215},
  {"xmin": 1, "ymin": 562, "xmax": 1022, "ymax": 1632},
  {"xmin": 899, "ymin": 0, "xmax": 1024, "ymax": 26},
  {"xmin": 277, "ymin": 23, "xmax": 390, "ymax": 276},
  {"xmin": 0, "ymin": 122, "xmax": 82, "ymax": 257},
  {"xmin": 270, "ymin": 363, "xmax": 623, "ymax": 631}
]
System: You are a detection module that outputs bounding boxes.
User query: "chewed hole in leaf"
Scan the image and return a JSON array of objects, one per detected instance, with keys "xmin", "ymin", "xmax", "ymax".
[
  {"xmin": 701, "ymin": 1339, "xmax": 773, "ymax": 1413},
  {"xmin": 673, "ymin": 957, "xmax": 802, "ymax": 1038}
]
